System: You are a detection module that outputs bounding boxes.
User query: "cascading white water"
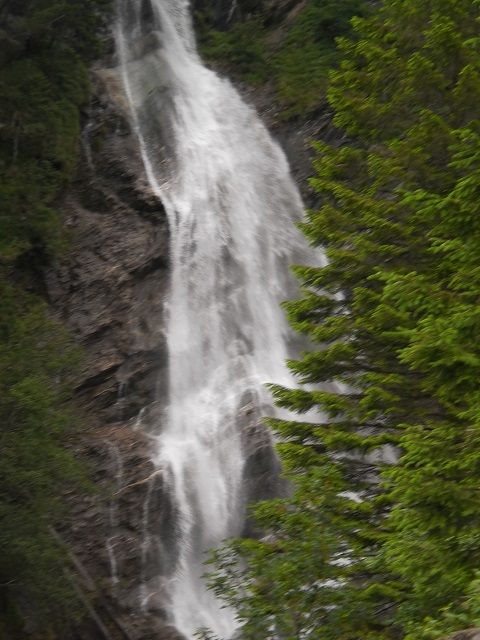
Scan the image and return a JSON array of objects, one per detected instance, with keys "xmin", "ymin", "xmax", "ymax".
[{"xmin": 116, "ymin": 1, "xmax": 312, "ymax": 636}]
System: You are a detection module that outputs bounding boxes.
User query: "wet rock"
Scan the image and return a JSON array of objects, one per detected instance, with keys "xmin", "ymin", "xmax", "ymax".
[
  {"xmin": 47, "ymin": 69, "xmax": 170, "ymax": 424},
  {"xmin": 46, "ymin": 67, "xmax": 176, "ymax": 639},
  {"xmin": 236, "ymin": 396, "xmax": 289, "ymax": 538}
]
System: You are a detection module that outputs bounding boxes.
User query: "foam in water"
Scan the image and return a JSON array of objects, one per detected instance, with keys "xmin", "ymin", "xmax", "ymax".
[{"xmin": 116, "ymin": 0, "xmax": 311, "ymax": 636}]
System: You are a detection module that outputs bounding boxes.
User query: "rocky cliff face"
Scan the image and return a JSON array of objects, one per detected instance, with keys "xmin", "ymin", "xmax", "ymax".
[
  {"xmin": 46, "ymin": 68, "xmax": 185, "ymax": 640},
  {"xmin": 45, "ymin": 46, "xmax": 293, "ymax": 638},
  {"xmin": 48, "ymin": 69, "xmax": 169, "ymax": 426}
]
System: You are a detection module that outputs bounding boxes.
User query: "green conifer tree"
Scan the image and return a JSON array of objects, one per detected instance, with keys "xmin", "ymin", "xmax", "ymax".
[
  {"xmin": 202, "ymin": 1, "xmax": 480, "ymax": 638},
  {"xmin": 0, "ymin": 0, "xmax": 111, "ymax": 633}
]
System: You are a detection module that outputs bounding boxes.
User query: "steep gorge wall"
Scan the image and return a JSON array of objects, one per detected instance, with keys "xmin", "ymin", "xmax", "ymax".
[
  {"xmin": 44, "ymin": 2, "xmax": 328, "ymax": 638},
  {"xmin": 46, "ymin": 69, "xmax": 183, "ymax": 640}
]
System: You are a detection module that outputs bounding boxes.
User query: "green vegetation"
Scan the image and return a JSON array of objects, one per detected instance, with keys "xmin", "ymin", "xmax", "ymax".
[
  {"xmin": 202, "ymin": 0, "xmax": 480, "ymax": 638},
  {"xmin": 196, "ymin": 0, "xmax": 371, "ymax": 115},
  {"xmin": 0, "ymin": 0, "xmax": 110, "ymax": 266},
  {"xmin": 0, "ymin": 286, "xmax": 84, "ymax": 634},
  {"xmin": 198, "ymin": 14, "xmax": 269, "ymax": 84},
  {"xmin": 0, "ymin": 0, "xmax": 110, "ymax": 634},
  {"xmin": 272, "ymin": 0, "xmax": 371, "ymax": 115}
]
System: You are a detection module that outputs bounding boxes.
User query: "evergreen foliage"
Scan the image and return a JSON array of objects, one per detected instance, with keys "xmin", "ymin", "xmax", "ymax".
[
  {"xmin": 0, "ymin": 0, "xmax": 110, "ymax": 266},
  {"xmin": 272, "ymin": 0, "xmax": 371, "ymax": 115},
  {"xmin": 0, "ymin": 0, "xmax": 111, "ymax": 633},
  {"xmin": 0, "ymin": 285, "xmax": 84, "ymax": 629},
  {"xmin": 198, "ymin": 14, "xmax": 268, "ymax": 84},
  {"xmin": 202, "ymin": 0, "xmax": 480, "ymax": 638},
  {"xmin": 196, "ymin": 0, "xmax": 370, "ymax": 115}
]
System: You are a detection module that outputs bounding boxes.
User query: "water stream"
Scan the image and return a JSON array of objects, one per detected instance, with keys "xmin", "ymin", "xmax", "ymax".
[{"xmin": 116, "ymin": 1, "xmax": 311, "ymax": 636}]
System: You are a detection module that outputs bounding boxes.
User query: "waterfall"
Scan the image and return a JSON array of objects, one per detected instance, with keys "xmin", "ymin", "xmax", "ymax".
[{"xmin": 116, "ymin": 1, "xmax": 311, "ymax": 637}]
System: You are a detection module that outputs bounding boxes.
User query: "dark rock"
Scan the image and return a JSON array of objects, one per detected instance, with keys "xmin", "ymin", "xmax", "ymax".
[
  {"xmin": 46, "ymin": 68, "xmax": 177, "ymax": 639},
  {"xmin": 236, "ymin": 395, "xmax": 289, "ymax": 538},
  {"xmin": 47, "ymin": 69, "xmax": 170, "ymax": 424}
]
